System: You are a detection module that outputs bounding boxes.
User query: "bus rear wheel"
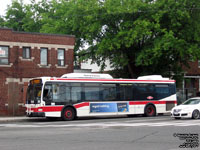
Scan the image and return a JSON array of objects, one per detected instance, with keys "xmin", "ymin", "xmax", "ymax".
[
  {"xmin": 62, "ymin": 107, "xmax": 76, "ymax": 121},
  {"xmin": 144, "ymin": 105, "xmax": 156, "ymax": 117}
]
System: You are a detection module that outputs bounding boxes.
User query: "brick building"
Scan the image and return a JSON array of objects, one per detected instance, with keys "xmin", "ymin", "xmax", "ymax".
[
  {"xmin": 0, "ymin": 28, "xmax": 75, "ymax": 116},
  {"xmin": 183, "ymin": 61, "xmax": 200, "ymax": 90},
  {"xmin": 175, "ymin": 61, "xmax": 200, "ymax": 102}
]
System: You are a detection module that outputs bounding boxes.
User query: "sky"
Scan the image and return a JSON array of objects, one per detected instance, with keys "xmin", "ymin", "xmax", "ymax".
[
  {"xmin": 0, "ymin": 0, "xmax": 12, "ymax": 16},
  {"xmin": 0, "ymin": 0, "xmax": 37, "ymax": 16}
]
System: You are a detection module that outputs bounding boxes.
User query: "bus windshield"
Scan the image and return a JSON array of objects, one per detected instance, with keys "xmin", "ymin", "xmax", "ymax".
[{"xmin": 26, "ymin": 81, "xmax": 42, "ymax": 104}]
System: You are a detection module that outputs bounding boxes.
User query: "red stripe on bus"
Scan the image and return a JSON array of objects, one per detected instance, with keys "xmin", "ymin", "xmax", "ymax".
[
  {"xmin": 31, "ymin": 106, "xmax": 63, "ymax": 112},
  {"xmin": 74, "ymin": 102, "xmax": 89, "ymax": 109},
  {"xmin": 50, "ymin": 78, "xmax": 175, "ymax": 83},
  {"xmin": 30, "ymin": 101, "xmax": 176, "ymax": 112},
  {"xmin": 129, "ymin": 101, "xmax": 177, "ymax": 105},
  {"xmin": 30, "ymin": 103, "xmax": 90, "ymax": 112}
]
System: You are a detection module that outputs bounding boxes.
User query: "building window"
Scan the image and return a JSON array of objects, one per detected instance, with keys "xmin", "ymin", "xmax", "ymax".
[
  {"xmin": 198, "ymin": 60, "xmax": 200, "ymax": 68},
  {"xmin": 40, "ymin": 48, "xmax": 48, "ymax": 65},
  {"xmin": 58, "ymin": 49, "xmax": 65, "ymax": 66},
  {"xmin": 22, "ymin": 47, "xmax": 31, "ymax": 59},
  {"xmin": 0, "ymin": 46, "xmax": 9, "ymax": 65}
]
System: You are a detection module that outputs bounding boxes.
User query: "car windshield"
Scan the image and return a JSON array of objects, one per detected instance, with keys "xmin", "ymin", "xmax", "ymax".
[{"xmin": 183, "ymin": 99, "xmax": 200, "ymax": 105}]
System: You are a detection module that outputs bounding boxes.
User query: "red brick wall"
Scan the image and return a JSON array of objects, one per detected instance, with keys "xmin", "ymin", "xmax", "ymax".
[
  {"xmin": 0, "ymin": 75, "xmax": 8, "ymax": 116},
  {"xmin": 183, "ymin": 61, "xmax": 200, "ymax": 76},
  {"xmin": 182, "ymin": 61, "xmax": 200, "ymax": 92},
  {"xmin": 0, "ymin": 28, "xmax": 74, "ymax": 45},
  {"xmin": 0, "ymin": 28, "xmax": 75, "ymax": 116}
]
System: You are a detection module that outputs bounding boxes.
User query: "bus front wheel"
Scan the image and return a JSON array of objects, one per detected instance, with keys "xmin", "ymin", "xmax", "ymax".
[
  {"xmin": 62, "ymin": 107, "xmax": 76, "ymax": 121},
  {"xmin": 144, "ymin": 105, "xmax": 156, "ymax": 117}
]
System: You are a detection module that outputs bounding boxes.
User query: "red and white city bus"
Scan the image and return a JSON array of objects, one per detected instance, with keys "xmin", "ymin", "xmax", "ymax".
[{"xmin": 25, "ymin": 73, "xmax": 177, "ymax": 121}]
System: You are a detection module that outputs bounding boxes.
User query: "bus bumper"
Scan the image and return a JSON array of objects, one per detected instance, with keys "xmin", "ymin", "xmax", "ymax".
[{"xmin": 27, "ymin": 112, "xmax": 45, "ymax": 117}]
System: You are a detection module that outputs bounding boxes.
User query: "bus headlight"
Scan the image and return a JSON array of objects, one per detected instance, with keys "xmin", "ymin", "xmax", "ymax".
[{"xmin": 38, "ymin": 108, "xmax": 43, "ymax": 112}]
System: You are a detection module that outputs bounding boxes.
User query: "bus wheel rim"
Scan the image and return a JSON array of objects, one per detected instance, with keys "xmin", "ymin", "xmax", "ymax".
[
  {"xmin": 147, "ymin": 106, "xmax": 154, "ymax": 115},
  {"xmin": 65, "ymin": 110, "xmax": 72, "ymax": 118}
]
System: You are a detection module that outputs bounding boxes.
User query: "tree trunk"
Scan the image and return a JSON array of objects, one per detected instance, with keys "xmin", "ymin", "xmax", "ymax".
[{"xmin": 127, "ymin": 63, "xmax": 135, "ymax": 78}]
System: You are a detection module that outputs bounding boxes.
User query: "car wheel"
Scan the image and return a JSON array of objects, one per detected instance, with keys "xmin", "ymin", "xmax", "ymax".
[
  {"xmin": 192, "ymin": 110, "xmax": 200, "ymax": 119},
  {"xmin": 62, "ymin": 107, "xmax": 76, "ymax": 121}
]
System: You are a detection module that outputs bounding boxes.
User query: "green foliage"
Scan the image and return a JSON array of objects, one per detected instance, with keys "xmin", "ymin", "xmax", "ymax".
[
  {"xmin": 0, "ymin": 16, "xmax": 5, "ymax": 27},
  {"xmin": 22, "ymin": 0, "xmax": 50, "ymax": 32},
  {"xmin": 4, "ymin": 0, "xmax": 26, "ymax": 31},
  {"xmin": 1, "ymin": 0, "xmax": 51, "ymax": 32}
]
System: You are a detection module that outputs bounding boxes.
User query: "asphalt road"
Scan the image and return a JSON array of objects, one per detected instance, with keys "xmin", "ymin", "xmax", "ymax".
[{"xmin": 0, "ymin": 115, "xmax": 199, "ymax": 150}]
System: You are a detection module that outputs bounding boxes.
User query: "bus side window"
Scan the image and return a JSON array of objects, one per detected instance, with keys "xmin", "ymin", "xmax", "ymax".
[
  {"xmin": 155, "ymin": 84, "xmax": 170, "ymax": 100},
  {"xmin": 71, "ymin": 83, "xmax": 82, "ymax": 103},
  {"xmin": 119, "ymin": 84, "xmax": 133, "ymax": 100},
  {"xmin": 169, "ymin": 84, "xmax": 176, "ymax": 95},
  {"xmin": 52, "ymin": 83, "xmax": 66, "ymax": 102},
  {"xmin": 133, "ymin": 84, "xmax": 156, "ymax": 100},
  {"xmin": 84, "ymin": 83, "xmax": 100, "ymax": 101},
  {"xmin": 102, "ymin": 84, "xmax": 117, "ymax": 101}
]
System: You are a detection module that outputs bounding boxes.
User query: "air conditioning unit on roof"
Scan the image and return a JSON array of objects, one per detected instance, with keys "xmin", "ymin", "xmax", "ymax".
[
  {"xmin": 61, "ymin": 73, "xmax": 113, "ymax": 79},
  {"xmin": 137, "ymin": 75, "xmax": 169, "ymax": 80}
]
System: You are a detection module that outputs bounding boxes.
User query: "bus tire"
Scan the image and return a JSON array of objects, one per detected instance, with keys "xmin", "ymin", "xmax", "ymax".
[
  {"xmin": 144, "ymin": 104, "xmax": 156, "ymax": 117},
  {"xmin": 192, "ymin": 110, "xmax": 200, "ymax": 119},
  {"xmin": 62, "ymin": 107, "xmax": 76, "ymax": 121}
]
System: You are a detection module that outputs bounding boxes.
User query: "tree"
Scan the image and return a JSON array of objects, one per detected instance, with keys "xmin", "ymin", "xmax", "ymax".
[
  {"xmin": 40, "ymin": 0, "xmax": 200, "ymax": 79},
  {"xmin": 0, "ymin": 16, "xmax": 5, "ymax": 27},
  {"xmin": 22, "ymin": 0, "xmax": 52, "ymax": 32},
  {"xmin": 2, "ymin": 0, "xmax": 51, "ymax": 32},
  {"xmin": 4, "ymin": 0, "xmax": 26, "ymax": 31}
]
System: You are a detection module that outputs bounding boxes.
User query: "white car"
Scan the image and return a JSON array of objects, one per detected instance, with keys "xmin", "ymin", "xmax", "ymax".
[{"xmin": 171, "ymin": 97, "xmax": 200, "ymax": 119}]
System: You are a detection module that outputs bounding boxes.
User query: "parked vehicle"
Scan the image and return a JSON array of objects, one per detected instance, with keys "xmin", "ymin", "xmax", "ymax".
[{"xmin": 171, "ymin": 97, "xmax": 200, "ymax": 119}]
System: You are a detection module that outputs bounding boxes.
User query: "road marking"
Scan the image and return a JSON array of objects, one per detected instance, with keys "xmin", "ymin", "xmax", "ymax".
[
  {"xmin": 124, "ymin": 118, "xmax": 171, "ymax": 123},
  {"xmin": 1, "ymin": 120, "xmax": 200, "ymax": 128}
]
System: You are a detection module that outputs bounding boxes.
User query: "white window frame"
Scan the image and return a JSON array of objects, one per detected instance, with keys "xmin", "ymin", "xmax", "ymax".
[
  {"xmin": 57, "ymin": 49, "xmax": 65, "ymax": 66},
  {"xmin": 22, "ymin": 47, "xmax": 31, "ymax": 59},
  {"xmin": 0, "ymin": 46, "xmax": 9, "ymax": 65},
  {"xmin": 40, "ymin": 48, "xmax": 48, "ymax": 66}
]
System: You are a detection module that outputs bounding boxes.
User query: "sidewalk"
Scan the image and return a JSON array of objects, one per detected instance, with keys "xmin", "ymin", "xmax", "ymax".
[{"xmin": 0, "ymin": 116, "xmax": 45, "ymax": 122}]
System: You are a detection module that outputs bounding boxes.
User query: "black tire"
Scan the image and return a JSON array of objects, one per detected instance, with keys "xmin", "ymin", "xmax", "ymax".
[
  {"xmin": 144, "ymin": 105, "xmax": 156, "ymax": 117},
  {"xmin": 192, "ymin": 110, "xmax": 200, "ymax": 119},
  {"xmin": 62, "ymin": 107, "xmax": 76, "ymax": 121}
]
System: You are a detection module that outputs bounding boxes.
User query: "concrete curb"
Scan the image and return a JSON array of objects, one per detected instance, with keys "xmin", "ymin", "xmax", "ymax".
[
  {"xmin": 0, "ymin": 117, "xmax": 27, "ymax": 122},
  {"xmin": 0, "ymin": 116, "xmax": 45, "ymax": 123}
]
